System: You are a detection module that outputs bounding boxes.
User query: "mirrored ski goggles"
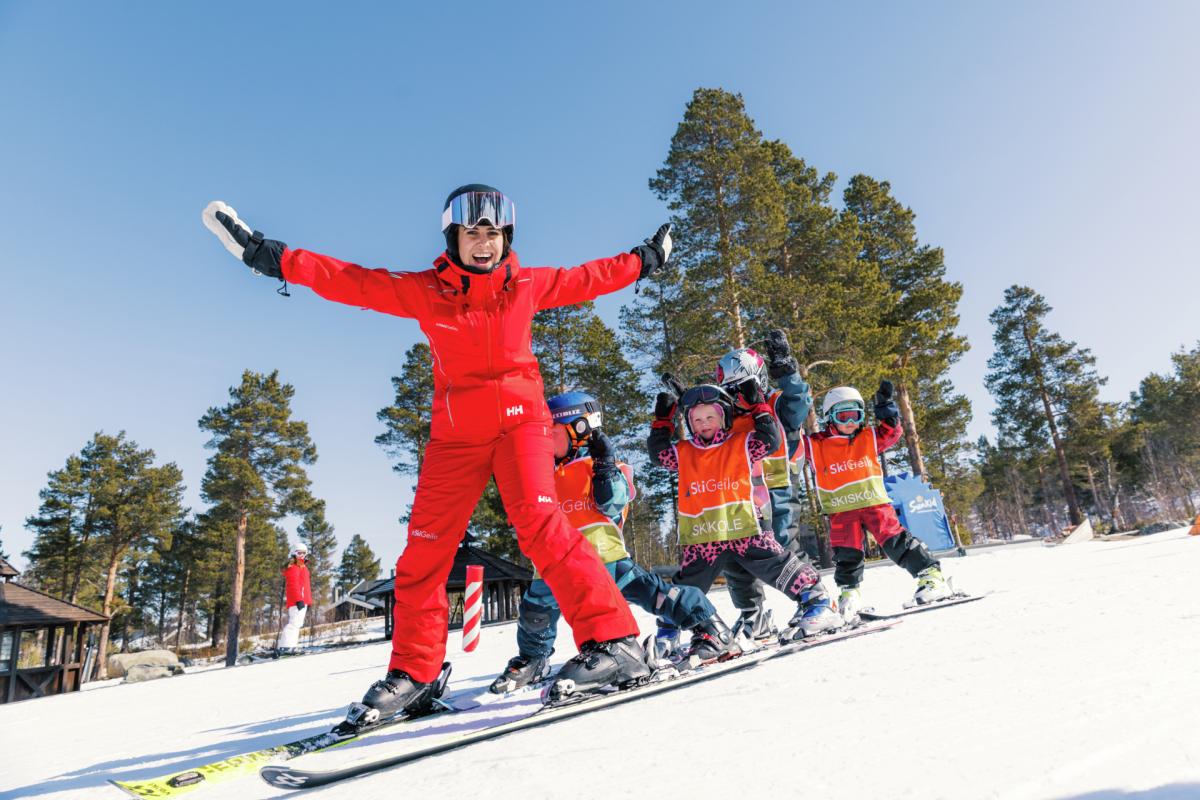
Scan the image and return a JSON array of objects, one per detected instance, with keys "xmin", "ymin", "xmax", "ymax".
[
  {"xmin": 829, "ymin": 403, "xmax": 865, "ymax": 425},
  {"xmin": 441, "ymin": 191, "xmax": 516, "ymax": 232}
]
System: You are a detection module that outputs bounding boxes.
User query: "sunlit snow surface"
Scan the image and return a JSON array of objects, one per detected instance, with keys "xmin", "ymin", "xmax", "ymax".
[{"xmin": 3, "ymin": 529, "xmax": 1199, "ymax": 800}]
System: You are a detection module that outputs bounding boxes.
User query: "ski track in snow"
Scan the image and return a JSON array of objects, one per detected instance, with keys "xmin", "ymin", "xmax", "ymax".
[{"xmin": 2, "ymin": 529, "xmax": 1199, "ymax": 800}]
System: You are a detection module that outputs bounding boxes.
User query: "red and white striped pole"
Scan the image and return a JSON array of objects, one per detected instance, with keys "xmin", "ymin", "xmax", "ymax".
[{"xmin": 462, "ymin": 565, "xmax": 484, "ymax": 652}]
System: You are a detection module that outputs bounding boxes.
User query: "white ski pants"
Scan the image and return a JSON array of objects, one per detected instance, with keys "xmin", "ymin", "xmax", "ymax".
[{"xmin": 280, "ymin": 605, "xmax": 307, "ymax": 649}]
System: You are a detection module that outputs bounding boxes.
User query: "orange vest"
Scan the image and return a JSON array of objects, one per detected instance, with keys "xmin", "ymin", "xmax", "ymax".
[
  {"xmin": 731, "ymin": 391, "xmax": 790, "ymax": 490},
  {"xmin": 553, "ymin": 456, "xmax": 634, "ymax": 564},
  {"xmin": 806, "ymin": 428, "xmax": 891, "ymax": 514},
  {"xmin": 676, "ymin": 431, "xmax": 759, "ymax": 546}
]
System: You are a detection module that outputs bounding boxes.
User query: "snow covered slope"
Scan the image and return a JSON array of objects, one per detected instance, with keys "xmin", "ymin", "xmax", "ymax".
[{"xmin": 3, "ymin": 529, "xmax": 1199, "ymax": 800}]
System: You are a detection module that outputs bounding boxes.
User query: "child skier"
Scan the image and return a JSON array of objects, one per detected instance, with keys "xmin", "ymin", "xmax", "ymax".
[
  {"xmin": 648, "ymin": 381, "xmax": 840, "ymax": 642},
  {"xmin": 203, "ymin": 185, "xmax": 670, "ymax": 717},
  {"xmin": 280, "ymin": 544, "xmax": 313, "ymax": 654},
  {"xmin": 802, "ymin": 381, "xmax": 953, "ymax": 621},
  {"xmin": 711, "ymin": 331, "xmax": 821, "ymax": 639},
  {"xmin": 491, "ymin": 392, "xmax": 737, "ymax": 693}
]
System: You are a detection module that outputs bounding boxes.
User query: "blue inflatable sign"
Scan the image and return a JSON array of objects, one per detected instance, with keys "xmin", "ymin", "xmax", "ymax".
[{"xmin": 884, "ymin": 472, "xmax": 957, "ymax": 552}]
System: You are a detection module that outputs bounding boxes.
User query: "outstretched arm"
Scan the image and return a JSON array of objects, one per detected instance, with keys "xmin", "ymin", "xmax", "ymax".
[
  {"xmin": 202, "ymin": 201, "xmax": 425, "ymax": 318},
  {"xmin": 535, "ymin": 223, "xmax": 672, "ymax": 310},
  {"xmin": 283, "ymin": 249, "xmax": 426, "ymax": 319},
  {"xmin": 534, "ymin": 253, "xmax": 642, "ymax": 310}
]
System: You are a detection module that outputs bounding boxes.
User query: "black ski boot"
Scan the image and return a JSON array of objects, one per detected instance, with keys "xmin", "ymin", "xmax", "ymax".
[
  {"xmin": 489, "ymin": 652, "xmax": 552, "ymax": 694},
  {"xmin": 342, "ymin": 662, "xmax": 451, "ymax": 731},
  {"xmin": 688, "ymin": 616, "xmax": 741, "ymax": 662},
  {"xmin": 544, "ymin": 636, "xmax": 651, "ymax": 703},
  {"xmin": 730, "ymin": 607, "xmax": 778, "ymax": 644}
]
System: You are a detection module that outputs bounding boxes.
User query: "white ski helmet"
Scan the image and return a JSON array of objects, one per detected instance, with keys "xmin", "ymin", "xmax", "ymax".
[
  {"xmin": 715, "ymin": 348, "xmax": 767, "ymax": 394},
  {"xmin": 821, "ymin": 386, "xmax": 865, "ymax": 426},
  {"xmin": 292, "ymin": 542, "xmax": 309, "ymax": 559}
]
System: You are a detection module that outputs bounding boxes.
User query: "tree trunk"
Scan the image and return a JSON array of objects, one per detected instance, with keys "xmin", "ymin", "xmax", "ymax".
[
  {"xmin": 174, "ymin": 567, "xmax": 190, "ymax": 656},
  {"xmin": 94, "ymin": 551, "xmax": 121, "ymax": 680},
  {"xmin": 1022, "ymin": 323, "xmax": 1083, "ymax": 525},
  {"xmin": 1103, "ymin": 457, "xmax": 1127, "ymax": 530},
  {"xmin": 713, "ymin": 176, "xmax": 746, "ymax": 348},
  {"xmin": 1084, "ymin": 461, "xmax": 1105, "ymax": 528},
  {"xmin": 895, "ymin": 383, "xmax": 926, "ymax": 477},
  {"xmin": 225, "ymin": 508, "xmax": 249, "ymax": 667},
  {"xmin": 1006, "ymin": 467, "xmax": 1029, "ymax": 537}
]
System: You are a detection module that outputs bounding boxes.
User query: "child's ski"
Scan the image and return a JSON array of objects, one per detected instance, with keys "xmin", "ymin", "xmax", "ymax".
[{"xmin": 858, "ymin": 592, "xmax": 985, "ymax": 620}]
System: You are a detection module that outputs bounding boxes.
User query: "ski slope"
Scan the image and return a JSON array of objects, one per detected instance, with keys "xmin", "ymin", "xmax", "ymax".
[{"xmin": 3, "ymin": 528, "xmax": 1199, "ymax": 800}]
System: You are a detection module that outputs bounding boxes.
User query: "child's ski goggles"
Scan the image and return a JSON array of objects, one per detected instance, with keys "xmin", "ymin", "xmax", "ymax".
[
  {"xmin": 828, "ymin": 402, "xmax": 865, "ymax": 425},
  {"xmin": 441, "ymin": 191, "xmax": 516, "ymax": 232}
]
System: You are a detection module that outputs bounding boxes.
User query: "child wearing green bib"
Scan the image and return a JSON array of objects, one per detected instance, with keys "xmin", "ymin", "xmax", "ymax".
[{"xmin": 802, "ymin": 380, "xmax": 951, "ymax": 621}]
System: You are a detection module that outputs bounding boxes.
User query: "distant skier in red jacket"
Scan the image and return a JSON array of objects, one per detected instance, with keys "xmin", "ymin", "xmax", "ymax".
[
  {"xmin": 203, "ymin": 185, "xmax": 671, "ymax": 718},
  {"xmin": 280, "ymin": 543, "xmax": 313, "ymax": 653}
]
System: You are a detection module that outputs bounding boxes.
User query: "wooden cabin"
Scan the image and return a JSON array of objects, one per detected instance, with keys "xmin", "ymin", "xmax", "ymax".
[
  {"xmin": 0, "ymin": 556, "xmax": 108, "ymax": 704},
  {"xmin": 365, "ymin": 543, "xmax": 532, "ymax": 639}
]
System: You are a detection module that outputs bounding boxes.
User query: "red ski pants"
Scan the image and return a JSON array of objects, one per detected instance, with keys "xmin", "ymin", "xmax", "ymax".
[
  {"xmin": 389, "ymin": 422, "xmax": 638, "ymax": 682},
  {"xmin": 827, "ymin": 503, "xmax": 905, "ymax": 552}
]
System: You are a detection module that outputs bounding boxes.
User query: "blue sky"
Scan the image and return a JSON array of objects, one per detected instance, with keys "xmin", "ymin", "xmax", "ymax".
[{"xmin": 2, "ymin": 2, "xmax": 1196, "ymax": 571}]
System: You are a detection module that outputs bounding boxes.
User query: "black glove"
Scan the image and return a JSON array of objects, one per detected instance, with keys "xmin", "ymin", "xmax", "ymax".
[
  {"xmin": 632, "ymin": 223, "xmax": 673, "ymax": 279},
  {"xmin": 738, "ymin": 379, "xmax": 765, "ymax": 407},
  {"xmin": 202, "ymin": 201, "xmax": 287, "ymax": 279},
  {"xmin": 654, "ymin": 391, "xmax": 678, "ymax": 421},
  {"xmin": 873, "ymin": 380, "xmax": 900, "ymax": 423},
  {"xmin": 294, "ymin": 601, "xmax": 306, "ymax": 610},
  {"xmin": 765, "ymin": 328, "xmax": 799, "ymax": 380},
  {"xmin": 588, "ymin": 430, "xmax": 617, "ymax": 475}
]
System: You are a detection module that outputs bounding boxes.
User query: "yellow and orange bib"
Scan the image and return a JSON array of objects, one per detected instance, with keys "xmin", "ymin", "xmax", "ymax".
[
  {"xmin": 676, "ymin": 431, "xmax": 759, "ymax": 546},
  {"xmin": 807, "ymin": 428, "xmax": 891, "ymax": 514},
  {"xmin": 552, "ymin": 456, "xmax": 634, "ymax": 564}
]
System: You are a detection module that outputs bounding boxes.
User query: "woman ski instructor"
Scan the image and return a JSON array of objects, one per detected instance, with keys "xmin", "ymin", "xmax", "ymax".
[{"xmin": 202, "ymin": 185, "xmax": 672, "ymax": 714}]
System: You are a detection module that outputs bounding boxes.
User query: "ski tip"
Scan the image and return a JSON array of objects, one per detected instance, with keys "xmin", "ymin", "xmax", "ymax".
[{"xmin": 260, "ymin": 765, "xmax": 311, "ymax": 790}]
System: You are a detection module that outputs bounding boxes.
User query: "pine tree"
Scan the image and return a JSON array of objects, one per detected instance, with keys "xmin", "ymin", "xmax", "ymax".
[
  {"xmin": 23, "ymin": 452, "xmax": 93, "ymax": 603},
  {"xmin": 985, "ymin": 286, "xmax": 1105, "ymax": 526},
  {"xmin": 298, "ymin": 500, "xmax": 338, "ymax": 624},
  {"xmin": 843, "ymin": 175, "xmax": 969, "ymax": 477},
  {"xmin": 337, "ymin": 534, "xmax": 380, "ymax": 594},
  {"xmin": 757, "ymin": 143, "xmax": 897, "ymax": 397},
  {"xmin": 198, "ymin": 370, "xmax": 321, "ymax": 666},
  {"xmin": 1122, "ymin": 342, "xmax": 1200, "ymax": 520},
  {"xmin": 649, "ymin": 88, "xmax": 786, "ymax": 361},
  {"xmin": 92, "ymin": 435, "xmax": 186, "ymax": 676},
  {"xmin": 0, "ymin": 526, "xmax": 7, "ymax": 560},
  {"xmin": 533, "ymin": 302, "xmax": 644, "ymax": 441},
  {"xmin": 375, "ymin": 344, "xmax": 435, "ymax": 478},
  {"xmin": 22, "ymin": 432, "xmax": 185, "ymax": 675}
]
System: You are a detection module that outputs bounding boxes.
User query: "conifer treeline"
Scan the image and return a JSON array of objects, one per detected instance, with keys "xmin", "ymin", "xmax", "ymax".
[{"xmin": 17, "ymin": 88, "xmax": 1197, "ymax": 667}]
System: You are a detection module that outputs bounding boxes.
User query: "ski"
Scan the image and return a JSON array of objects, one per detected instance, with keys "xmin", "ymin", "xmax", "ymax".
[
  {"xmin": 109, "ymin": 665, "xmax": 538, "ymax": 799},
  {"xmin": 858, "ymin": 592, "xmax": 985, "ymax": 620},
  {"xmin": 260, "ymin": 620, "xmax": 900, "ymax": 791}
]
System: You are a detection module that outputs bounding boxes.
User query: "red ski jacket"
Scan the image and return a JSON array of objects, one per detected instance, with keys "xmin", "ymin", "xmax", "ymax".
[
  {"xmin": 283, "ymin": 561, "xmax": 312, "ymax": 607},
  {"xmin": 282, "ymin": 248, "xmax": 642, "ymax": 442}
]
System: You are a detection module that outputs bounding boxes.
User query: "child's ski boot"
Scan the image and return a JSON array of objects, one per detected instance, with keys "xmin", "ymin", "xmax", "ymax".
[
  {"xmin": 837, "ymin": 586, "xmax": 864, "ymax": 625},
  {"xmin": 784, "ymin": 585, "xmax": 843, "ymax": 641},
  {"xmin": 913, "ymin": 566, "xmax": 953, "ymax": 605},
  {"xmin": 489, "ymin": 653, "xmax": 552, "ymax": 694},
  {"xmin": 687, "ymin": 616, "xmax": 741, "ymax": 663}
]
